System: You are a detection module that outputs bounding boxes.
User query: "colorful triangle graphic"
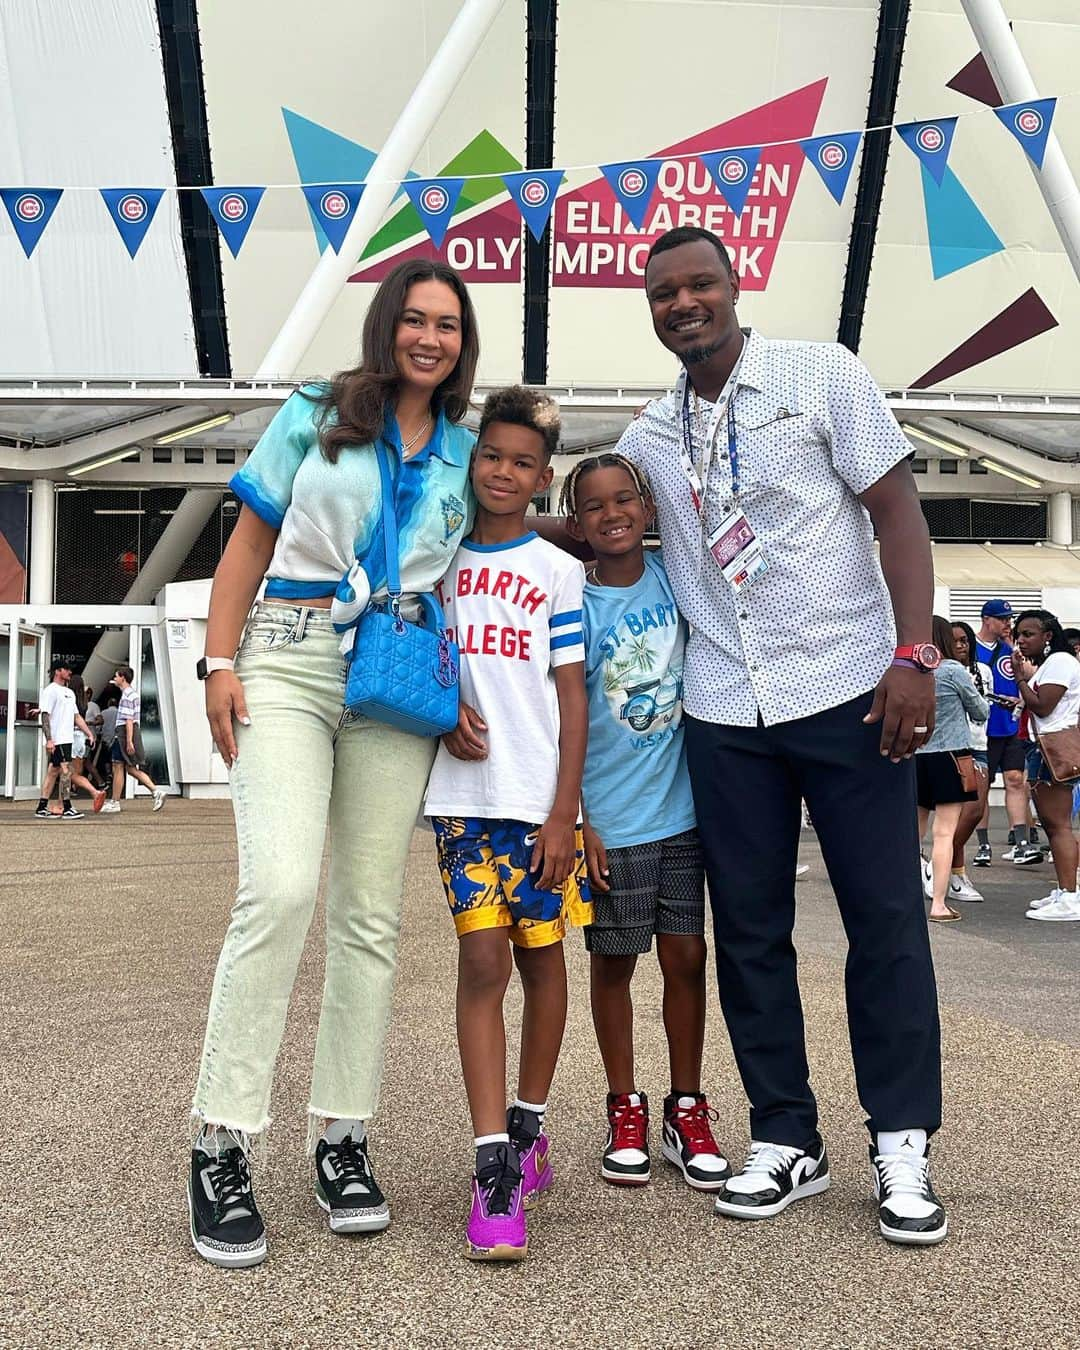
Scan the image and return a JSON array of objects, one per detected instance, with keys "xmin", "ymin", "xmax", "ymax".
[{"xmin": 920, "ymin": 165, "xmax": 1004, "ymax": 280}]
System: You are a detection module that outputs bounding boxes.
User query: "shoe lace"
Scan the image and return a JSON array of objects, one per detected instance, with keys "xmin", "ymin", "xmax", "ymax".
[
  {"xmin": 326, "ymin": 1135, "xmax": 373, "ymax": 1191},
  {"xmin": 740, "ymin": 1141, "xmax": 801, "ymax": 1180},
  {"xmin": 206, "ymin": 1148, "xmax": 252, "ymax": 1218},
  {"xmin": 669, "ymin": 1098, "xmax": 721, "ymax": 1155},
  {"xmin": 609, "ymin": 1096, "xmax": 647, "ymax": 1152},
  {"xmin": 476, "ymin": 1145, "xmax": 520, "ymax": 1217},
  {"xmin": 876, "ymin": 1151, "xmax": 930, "ymax": 1199}
]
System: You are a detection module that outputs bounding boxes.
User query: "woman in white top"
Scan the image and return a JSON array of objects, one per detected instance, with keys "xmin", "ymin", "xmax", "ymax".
[
  {"xmin": 188, "ymin": 259, "xmax": 480, "ymax": 1269},
  {"xmin": 1012, "ymin": 609, "xmax": 1080, "ymax": 923}
]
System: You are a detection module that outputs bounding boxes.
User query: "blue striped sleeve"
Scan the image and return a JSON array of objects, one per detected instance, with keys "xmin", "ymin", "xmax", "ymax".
[
  {"xmin": 549, "ymin": 562, "xmax": 586, "ymax": 668},
  {"xmin": 550, "ymin": 608, "xmax": 583, "ymax": 628}
]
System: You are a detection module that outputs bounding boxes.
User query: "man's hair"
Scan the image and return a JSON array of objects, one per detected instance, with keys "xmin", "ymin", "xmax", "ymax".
[
  {"xmin": 115, "ymin": 665, "xmax": 135, "ymax": 684},
  {"xmin": 477, "ymin": 385, "xmax": 561, "ymax": 461},
  {"xmin": 646, "ymin": 227, "xmax": 733, "ymax": 275},
  {"xmin": 49, "ymin": 660, "xmax": 70, "ymax": 676}
]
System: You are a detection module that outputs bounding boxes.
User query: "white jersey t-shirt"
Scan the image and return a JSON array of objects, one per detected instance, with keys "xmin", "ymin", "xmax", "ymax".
[
  {"xmin": 39, "ymin": 682, "xmax": 77, "ymax": 743},
  {"xmin": 424, "ymin": 532, "xmax": 586, "ymax": 823},
  {"xmin": 1030, "ymin": 652, "xmax": 1080, "ymax": 733}
]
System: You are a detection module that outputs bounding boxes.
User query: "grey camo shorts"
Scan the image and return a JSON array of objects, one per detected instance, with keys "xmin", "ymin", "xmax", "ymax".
[{"xmin": 585, "ymin": 828, "xmax": 705, "ymax": 957}]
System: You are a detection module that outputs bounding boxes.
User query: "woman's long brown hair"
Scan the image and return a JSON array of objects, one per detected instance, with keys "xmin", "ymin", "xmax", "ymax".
[{"xmin": 306, "ymin": 259, "xmax": 479, "ymax": 463}]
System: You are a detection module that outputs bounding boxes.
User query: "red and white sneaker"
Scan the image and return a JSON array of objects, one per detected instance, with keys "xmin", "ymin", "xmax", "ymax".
[
  {"xmin": 601, "ymin": 1092, "xmax": 650, "ymax": 1186},
  {"xmin": 661, "ymin": 1093, "xmax": 730, "ymax": 1191}
]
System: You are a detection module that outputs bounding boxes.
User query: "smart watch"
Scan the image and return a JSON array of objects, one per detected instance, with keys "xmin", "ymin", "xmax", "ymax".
[
  {"xmin": 196, "ymin": 657, "xmax": 235, "ymax": 680},
  {"xmin": 892, "ymin": 644, "xmax": 942, "ymax": 672}
]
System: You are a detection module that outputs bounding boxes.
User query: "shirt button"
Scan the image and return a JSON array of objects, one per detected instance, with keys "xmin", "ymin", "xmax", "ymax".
[
  {"xmin": 739, "ymin": 612, "xmax": 748, "ymax": 620},
  {"xmin": 750, "ymin": 664, "xmax": 759, "ymax": 672}
]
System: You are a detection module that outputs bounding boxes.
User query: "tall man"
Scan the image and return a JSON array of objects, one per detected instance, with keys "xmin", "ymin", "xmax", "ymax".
[
  {"xmin": 102, "ymin": 665, "xmax": 166, "ymax": 813},
  {"xmin": 616, "ymin": 227, "xmax": 946, "ymax": 1245},
  {"xmin": 974, "ymin": 598, "xmax": 1040, "ymax": 865},
  {"xmin": 35, "ymin": 661, "xmax": 98, "ymax": 820}
]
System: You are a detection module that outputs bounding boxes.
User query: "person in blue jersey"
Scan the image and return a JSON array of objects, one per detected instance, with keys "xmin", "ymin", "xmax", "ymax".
[
  {"xmin": 186, "ymin": 260, "xmax": 479, "ymax": 1269},
  {"xmin": 562, "ymin": 453, "xmax": 729, "ymax": 1196}
]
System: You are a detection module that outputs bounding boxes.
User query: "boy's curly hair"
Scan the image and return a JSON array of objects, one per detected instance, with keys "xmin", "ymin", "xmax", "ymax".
[{"xmin": 477, "ymin": 386, "xmax": 561, "ymax": 461}]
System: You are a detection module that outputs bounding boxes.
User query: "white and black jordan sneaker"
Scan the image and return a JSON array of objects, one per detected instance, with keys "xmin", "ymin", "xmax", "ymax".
[
  {"xmin": 871, "ymin": 1139, "xmax": 947, "ymax": 1245},
  {"xmin": 188, "ymin": 1141, "xmax": 267, "ymax": 1268},
  {"xmin": 713, "ymin": 1136, "xmax": 829, "ymax": 1219}
]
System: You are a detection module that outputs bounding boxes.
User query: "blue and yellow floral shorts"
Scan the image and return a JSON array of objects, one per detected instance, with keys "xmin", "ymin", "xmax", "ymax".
[{"xmin": 432, "ymin": 816, "xmax": 592, "ymax": 948}]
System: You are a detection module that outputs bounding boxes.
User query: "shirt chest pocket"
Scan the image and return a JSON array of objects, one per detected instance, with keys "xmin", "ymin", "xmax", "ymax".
[{"xmin": 732, "ymin": 405, "xmax": 822, "ymax": 497}]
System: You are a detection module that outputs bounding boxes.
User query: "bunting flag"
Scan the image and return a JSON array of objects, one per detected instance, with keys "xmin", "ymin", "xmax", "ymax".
[
  {"xmin": 403, "ymin": 178, "xmax": 466, "ymax": 249},
  {"xmin": 100, "ymin": 188, "xmax": 165, "ymax": 258},
  {"xmin": 201, "ymin": 186, "xmax": 266, "ymax": 258},
  {"xmin": 798, "ymin": 132, "xmax": 862, "ymax": 205},
  {"xmin": 896, "ymin": 118, "xmax": 957, "ymax": 186},
  {"xmin": 700, "ymin": 148, "xmax": 763, "ymax": 218},
  {"xmin": 599, "ymin": 160, "xmax": 662, "ymax": 230},
  {"xmin": 995, "ymin": 98, "xmax": 1056, "ymax": 170},
  {"xmin": 300, "ymin": 183, "xmax": 365, "ymax": 253},
  {"xmin": 0, "ymin": 189, "xmax": 63, "ymax": 257},
  {"xmin": 501, "ymin": 170, "xmax": 564, "ymax": 241}
]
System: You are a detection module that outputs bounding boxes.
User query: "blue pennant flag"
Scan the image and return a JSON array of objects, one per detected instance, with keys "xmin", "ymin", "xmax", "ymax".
[
  {"xmin": 201, "ymin": 186, "xmax": 266, "ymax": 258},
  {"xmin": 896, "ymin": 119, "xmax": 957, "ymax": 187},
  {"xmin": 501, "ymin": 170, "xmax": 564, "ymax": 242},
  {"xmin": 403, "ymin": 178, "xmax": 465, "ymax": 250},
  {"xmin": 995, "ymin": 98, "xmax": 1056, "ymax": 170},
  {"xmin": 300, "ymin": 184, "xmax": 365, "ymax": 254},
  {"xmin": 599, "ymin": 160, "xmax": 662, "ymax": 230},
  {"xmin": 100, "ymin": 189, "xmax": 165, "ymax": 258},
  {"xmin": 798, "ymin": 132, "xmax": 862, "ymax": 205},
  {"xmin": 1, "ymin": 188, "xmax": 63, "ymax": 257},
  {"xmin": 700, "ymin": 148, "xmax": 763, "ymax": 218}
]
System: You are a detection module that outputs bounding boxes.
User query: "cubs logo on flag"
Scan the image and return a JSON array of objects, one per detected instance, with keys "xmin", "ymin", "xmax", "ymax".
[
  {"xmin": 0, "ymin": 188, "xmax": 63, "ymax": 257},
  {"xmin": 797, "ymin": 132, "xmax": 862, "ymax": 205},
  {"xmin": 300, "ymin": 184, "xmax": 365, "ymax": 254},
  {"xmin": 403, "ymin": 178, "xmax": 465, "ymax": 250},
  {"xmin": 896, "ymin": 118, "xmax": 957, "ymax": 186},
  {"xmin": 100, "ymin": 188, "xmax": 166, "ymax": 258},
  {"xmin": 995, "ymin": 98, "xmax": 1056, "ymax": 171},
  {"xmin": 699, "ymin": 147, "xmax": 763, "ymax": 218},
  {"xmin": 201, "ymin": 187, "xmax": 266, "ymax": 258},
  {"xmin": 501, "ymin": 170, "xmax": 564, "ymax": 241},
  {"xmin": 599, "ymin": 160, "xmax": 662, "ymax": 230}
]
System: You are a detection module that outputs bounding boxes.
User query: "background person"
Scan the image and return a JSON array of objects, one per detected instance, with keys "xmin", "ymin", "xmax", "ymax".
[
  {"xmin": 916, "ymin": 618, "xmax": 988, "ymax": 922},
  {"xmin": 105, "ymin": 665, "xmax": 166, "ymax": 813},
  {"xmin": 1013, "ymin": 609, "xmax": 1080, "ymax": 923},
  {"xmin": 69, "ymin": 674, "xmax": 107, "ymax": 813},
  {"xmin": 188, "ymin": 259, "xmax": 479, "ymax": 1269},
  {"xmin": 34, "ymin": 661, "xmax": 95, "ymax": 821},
  {"xmin": 947, "ymin": 621, "xmax": 991, "ymax": 898}
]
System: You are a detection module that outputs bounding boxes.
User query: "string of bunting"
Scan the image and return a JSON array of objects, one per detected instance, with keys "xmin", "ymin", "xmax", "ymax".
[{"xmin": 0, "ymin": 97, "xmax": 1059, "ymax": 260}]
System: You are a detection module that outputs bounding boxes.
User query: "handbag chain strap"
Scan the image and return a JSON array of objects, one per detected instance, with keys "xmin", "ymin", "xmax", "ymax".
[{"xmin": 373, "ymin": 442, "xmax": 407, "ymax": 633}]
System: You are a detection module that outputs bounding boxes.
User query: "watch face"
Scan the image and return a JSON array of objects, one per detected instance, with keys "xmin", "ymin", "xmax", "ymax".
[
  {"xmin": 914, "ymin": 643, "xmax": 942, "ymax": 671},
  {"xmin": 196, "ymin": 657, "xmax": 207, "ymax": 680}
]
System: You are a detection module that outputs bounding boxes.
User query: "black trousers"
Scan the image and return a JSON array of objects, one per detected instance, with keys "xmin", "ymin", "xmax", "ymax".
[{"xmin": 686, "ymin": 692, "xmax": 942, "ymax": 1146}]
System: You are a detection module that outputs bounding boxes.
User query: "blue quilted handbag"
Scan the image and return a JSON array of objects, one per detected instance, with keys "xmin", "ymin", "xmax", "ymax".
[{"xmin": 343, "ymin": 444, "xmax": 459, "ymax": 737}]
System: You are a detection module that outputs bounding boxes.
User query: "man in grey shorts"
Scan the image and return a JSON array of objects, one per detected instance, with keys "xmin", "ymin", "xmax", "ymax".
[{"xmin": 102, "ymin": 665, "xmax": 166, "ymax": 814}]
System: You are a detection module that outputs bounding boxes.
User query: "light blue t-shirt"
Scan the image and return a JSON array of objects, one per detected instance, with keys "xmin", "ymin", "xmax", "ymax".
[
  {"xmin": 581, "ymin": 551, "xmax": 697, "ymax": 849},
  {"xmin": 230, "ymin": 386, "xmax": 475, "ymax": 603}
]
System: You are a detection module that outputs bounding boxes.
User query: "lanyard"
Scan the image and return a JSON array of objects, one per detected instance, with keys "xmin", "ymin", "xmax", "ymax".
[{"xmin": 679, "ymin": 378, "xmax": 739, "ymax": 516}]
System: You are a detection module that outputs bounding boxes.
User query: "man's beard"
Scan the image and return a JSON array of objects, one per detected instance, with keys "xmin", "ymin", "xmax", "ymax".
[{"xmin": 680, "ymin": 339, "xmax": 725, "ymax": 366}]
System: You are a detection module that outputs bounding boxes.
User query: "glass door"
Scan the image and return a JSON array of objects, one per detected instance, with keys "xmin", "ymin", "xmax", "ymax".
[{"xmin": 3, "ymin": 621, "xmax": 47, "ymax": 799}]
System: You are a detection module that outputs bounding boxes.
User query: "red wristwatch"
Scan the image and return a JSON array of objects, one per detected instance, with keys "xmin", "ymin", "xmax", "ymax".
[{"xmin": 893, "ymin": 643, "xmax": 942, "ymax": 672}]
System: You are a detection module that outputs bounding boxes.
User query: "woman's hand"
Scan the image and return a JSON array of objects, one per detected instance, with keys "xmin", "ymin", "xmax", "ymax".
[
  {"xmin": 442, "ymin": 702, "xmax": 487, "ymax": 760},
  {"xmin": 583, "ymin": 821, "xmax": 610, "ymax": 893},
  {"xmin": 1013, "ymin": 656, "xmax": 1036, "ymax": 684},
  {"xmin": 205, "ymin": 671, "xmax": 250, "ymax": 769},
  {"xmin": 531, "ymin": 812, "xmax": 576, "ymax": 892}
]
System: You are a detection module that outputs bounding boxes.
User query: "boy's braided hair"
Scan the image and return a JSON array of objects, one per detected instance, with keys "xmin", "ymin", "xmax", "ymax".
[{"xmin": 559, "ymin": 452, "xmax": 652, "ymax": 518}]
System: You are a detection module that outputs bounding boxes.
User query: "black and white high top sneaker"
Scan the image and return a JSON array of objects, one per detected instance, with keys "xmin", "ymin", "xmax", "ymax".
[
  {"xmin": 871, "ymin": 1139, "xmax": 947, "ymax": 1245},
  {"xmin": 188, "ymin": 1141, "xmax": 267, "ymax": 1268},
  {"xmin": 713, "ymin": 1136, "xmax": 830, "ymax": 1219},
  {"xmin": 315, "ymin": 1132, "xmax": 391, "ymax": 1234}
]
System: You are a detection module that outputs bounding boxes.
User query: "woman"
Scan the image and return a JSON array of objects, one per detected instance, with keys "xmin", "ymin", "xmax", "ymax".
[
  {"xmin": 916, "ymin": 617, "xmax": 988, "ymax": 922},
  {"xmin": 188, "ymin": 259, "xmax": 479, "ymax": 1269},
  {"xmin": 1012, "ymin": 609, "xmax": 1080, "ymax": 923},
  {"xmin": 68, "ymin": 674, "xmax": 106, "ymax": 813},
  {"xmin": 945, "ymin": 621, "xmax": 991, "ymax": 898}
]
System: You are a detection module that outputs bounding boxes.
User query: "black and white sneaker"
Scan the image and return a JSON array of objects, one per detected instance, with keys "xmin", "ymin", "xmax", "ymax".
[
  {"xmin": 973, "ymin": 842, "xmax": 992, "ymax": 867},
  {"xmin": 188, "ymin": 1143, "xmax": 267, "ymax": 1268},
  {"xmin": 60, "ymin": 804, "xmax": 84, "ymax": 820},
  {"xmin": 1012, "ymin": 843, "xmax": 1044, "ymax": 867},
  {"xmin": 315, "ymin": 1133, "xmax": 390, "ymax": 1233},
  {"xmin": 713, "ymin": 1136, "xmax": 829, "ymax": 1220},
  {"xmin": 34, "ymin": 803, "xmax": 52, "ymax": 819},
  {"xmin": 871, "ymin": 1140, "xmax": 947, "ymax": 1245}
]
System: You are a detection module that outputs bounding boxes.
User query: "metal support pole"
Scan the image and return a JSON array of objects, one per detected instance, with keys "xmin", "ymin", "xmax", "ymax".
[
  {"xmin": 960, "ymin": 0, "xmax": 1080, "ymax": 284},
  {"xmin": 29, "ymin": 479, "xmax": 55, "ymax": 605},
  {"xmin": 257, "ymin": 0, "xmax": 508, "ymax": 379}
]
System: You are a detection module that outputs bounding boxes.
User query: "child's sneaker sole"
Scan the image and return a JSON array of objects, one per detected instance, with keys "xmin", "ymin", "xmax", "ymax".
[
  {"xmin": 466, "ymin": 1239, "xmax": 527, "ymax": 1261},
  {"xmin": 187, "ymin": 1180, "xmax": 267, "ymax": 1268},
  {"xmin": 660, "ymin": 1137, "xmax": 731, "ymax": 1192},
  {"xmin": 316, "ymin": 1193, "xmax": 390, "ymax": 1233},
  {"xmin": 713, "ymin": 1172, "xmax": 830, "ymax": 1220},
  {"xmin": 879, "ymin": 1214, "xmax": 948, "ymax": 1245},
  {"xmin": 600, "ymin": 1162, "xmax": 650, "ymax": 1186}
]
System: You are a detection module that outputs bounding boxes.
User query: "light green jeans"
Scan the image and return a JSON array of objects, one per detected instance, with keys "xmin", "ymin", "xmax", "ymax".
[{"xmin": 191, "ymin": 603, "xmax": 436, "ymax": 1140}]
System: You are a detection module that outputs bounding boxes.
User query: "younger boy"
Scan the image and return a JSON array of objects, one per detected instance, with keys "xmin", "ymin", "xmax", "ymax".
[{"xmin": 425, "ymin": 387, "xmax": 591, "ymax": 1262}]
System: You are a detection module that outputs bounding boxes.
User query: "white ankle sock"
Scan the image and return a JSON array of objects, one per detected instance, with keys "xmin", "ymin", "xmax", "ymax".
[
  {"xmin": 876, "ymin": 1128, "xmax": 927, "ymax": 1156},
  {"xmin": 323, "ymin": 1117, "xmax": 365, "ymax": 1146}
]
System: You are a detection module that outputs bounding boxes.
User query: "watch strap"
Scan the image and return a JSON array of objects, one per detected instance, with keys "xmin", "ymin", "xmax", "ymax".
[{"xmin": 199, "ymin": 656, "xmax": 235, "ymax": 678}]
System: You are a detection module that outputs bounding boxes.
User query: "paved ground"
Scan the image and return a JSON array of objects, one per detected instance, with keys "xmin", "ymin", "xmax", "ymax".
[{"xmin": 2, "ymin": 798, "xmax": 1078, "ymax": 1349}]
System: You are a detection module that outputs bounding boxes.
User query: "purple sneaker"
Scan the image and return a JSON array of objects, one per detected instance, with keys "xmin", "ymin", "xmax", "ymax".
[
  {"xmin": 466, "ymin": 1145, "xmax": 527, "ymax": 1261},
  {"xmin": 518, "ymin": 1131, "xmax": 553, "ymax": 1210}
]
